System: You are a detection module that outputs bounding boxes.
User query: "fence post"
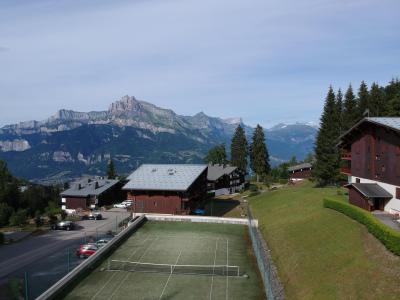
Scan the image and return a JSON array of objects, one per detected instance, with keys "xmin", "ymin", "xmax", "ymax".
[
  {"xmin": 24, "ymin": 272, "xmax": 29, "ymax": 300},
  {"xmin": 67, "ymin": 247, "xmax": 70, "ymax": 273}
]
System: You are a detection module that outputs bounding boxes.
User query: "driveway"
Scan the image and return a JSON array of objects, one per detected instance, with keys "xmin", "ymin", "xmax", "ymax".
[
  {"xmin": 0, "ymin": 209, "xmax": 130, "ymax": 299},
  {"xmin": 372, "ymin": 211, "xmax": 400, "ymax": 231}
]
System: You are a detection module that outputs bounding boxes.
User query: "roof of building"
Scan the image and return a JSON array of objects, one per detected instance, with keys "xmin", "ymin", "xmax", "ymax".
[
  {"xmin": 123, "ymin": 164, "xmax": 208, "ymax": 191},
  {"xmin": 347, "ymin": 183, "xmax": 392, "ymax": 198},
  {"xmin": 207, "ymin": 164, "xmax": 238, "ymax": 181},
  {"xmin": 338, "ymin": 117, "xmax": 400, "ymax": 146},
  {"xmin": 60, "ymin": 177, "xmax": 119, "ymax": 197},
  {"xmin": 288, "ymin": 163, "xmax": 312, "ymax": 172}
]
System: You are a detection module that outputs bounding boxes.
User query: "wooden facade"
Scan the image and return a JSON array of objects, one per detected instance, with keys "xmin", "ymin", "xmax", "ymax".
[
  {"xmin": 125, "ymin": 167, "xmax": 208, "ymax": 215},
  {"xmin": 288, "ymin": 163, "xmax": 313, "ymax": 180},
  {"xmin": 207, "ymin": 166, "xmax": 245, "ymax": 195},
  {"xmin": 339, "ymin": 118, "xmax": 400, "ymax": 211}
]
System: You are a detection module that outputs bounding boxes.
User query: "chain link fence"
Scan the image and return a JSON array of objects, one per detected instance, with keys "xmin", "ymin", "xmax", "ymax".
[{"xmin": 247, "ymin": 206, "xmax": 285, "ymax": 300}]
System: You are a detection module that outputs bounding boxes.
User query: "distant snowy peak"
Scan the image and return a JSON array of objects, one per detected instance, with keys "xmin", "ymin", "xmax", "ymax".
[
  {"xmin": 223, "ymin": 117, "xmax": 242, "ymax": 125},
  {"xmin": 268, "ymin": 121, "xmax": 318, "ymax": 131}
]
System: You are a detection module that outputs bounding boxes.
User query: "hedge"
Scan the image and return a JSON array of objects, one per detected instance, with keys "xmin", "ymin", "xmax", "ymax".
[{"xmin": 323, "ymin": 197, "xmax": 400, "ymax": 256}]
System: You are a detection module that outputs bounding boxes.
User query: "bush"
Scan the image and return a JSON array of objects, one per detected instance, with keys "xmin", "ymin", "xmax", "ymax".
[
  {"xmin": 323, "ymin": 197, "xmax": 400, "ymax": 256},
  {"xmin": 249, "ymin": 184, "xmax": 259, "ymax": 192},
  {"xmin": 0, "ymin": 203, "xmax": 14, "ymax": 227},
  {"xmin": 248, "ymin": 191, "xmax": 260, "ymax": 197},
  {"xmin": 9, "ymin": 209, "xmax": 28, "ymax": 227}
]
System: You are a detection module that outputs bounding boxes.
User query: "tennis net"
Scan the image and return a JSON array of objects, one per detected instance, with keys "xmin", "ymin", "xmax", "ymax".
[{"xmin": 108, "ymin": 259, "xmax": 241, "ymax": 277}]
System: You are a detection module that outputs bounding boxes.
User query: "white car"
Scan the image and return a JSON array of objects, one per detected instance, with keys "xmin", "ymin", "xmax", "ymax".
[{"xmin": 113, "ymin": 203, "xmax": 128, "ymax": 208}]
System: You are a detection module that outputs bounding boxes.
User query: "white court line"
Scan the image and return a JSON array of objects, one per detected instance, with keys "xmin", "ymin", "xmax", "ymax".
[
  {"xmin": 226, "ymin": 239, "xmax": 229, "ymax": 300},
  {"xmin": 158, "ymin": 249, "xmax": 183, "ymax": 300},
  {"xmin": 108, "ymin": 236, "xmax": 159, "ymax": 300},
  {"xmin": 209, "ymin": 238, "xmax": 219, "ymax": 300},
  {"xmin": 91, "ymin": 236, "xmax": 152, "ymax": 300}
]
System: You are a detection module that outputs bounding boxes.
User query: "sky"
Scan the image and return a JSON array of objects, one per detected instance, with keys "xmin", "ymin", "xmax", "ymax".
[{"xmin": 0, "ymin": 0, "xmax": 399, "ymax": 128}]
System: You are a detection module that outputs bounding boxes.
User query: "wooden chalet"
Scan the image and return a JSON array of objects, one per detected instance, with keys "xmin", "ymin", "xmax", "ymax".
[
  {"xmin": 207, "ymin": 164, "xmax": 245, "ymax": 196},
  {"xmin": 288, "ymin": 163, "xmax": 312, "ymax": 181},
  {"xmin": 123, "ymin": 164, "xmax": 208, "ymax": 215},
  {"xmin": 338, "ymin": 117, "xmax": 400, "ymax": 213},
  {"xmin": 60, "ymin": 177, "xmax": 122, "ymax": 211}
]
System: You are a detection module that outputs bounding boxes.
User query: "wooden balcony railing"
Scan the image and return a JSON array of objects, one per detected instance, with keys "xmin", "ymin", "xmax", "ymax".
[
  {"xmin": 340, "ymin": 167, "xmax": 351, "ymax": 175},
  {"xmin": 341, "ymin": 151, "xmax": 352, "ymax": 160}
]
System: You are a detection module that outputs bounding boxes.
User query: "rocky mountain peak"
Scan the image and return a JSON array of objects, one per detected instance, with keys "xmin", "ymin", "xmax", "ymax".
[{"xmin": 108, "ymin": 95, "xmax": 140, "ymax": 113}]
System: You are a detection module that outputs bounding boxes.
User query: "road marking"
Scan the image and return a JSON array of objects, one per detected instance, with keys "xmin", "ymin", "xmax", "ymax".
[
  {"xmin": 91, "ymin": 235, "xmax": 152, "ymax": 300},
  {"xmin": 209, "ymin": 238, "xmax": 219, "ymax": 300},
  {"xmin": 159, "ymin": 249, "xmax": 183, "ymax": 300}
]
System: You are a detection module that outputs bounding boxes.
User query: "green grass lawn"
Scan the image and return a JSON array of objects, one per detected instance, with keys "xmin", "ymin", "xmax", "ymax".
[{"xmin": 250, "ymin": 180, "xmax": 400, "ymax": 300}]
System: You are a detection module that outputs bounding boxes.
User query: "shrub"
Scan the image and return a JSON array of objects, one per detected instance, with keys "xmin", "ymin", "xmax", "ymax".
[
  {"xmin": 9, "ymin": 209, "xmax": 28, "ymax": 227},
  {"xmin": 248, "ymin": 191, "xmax": 260, "ymax": 197},
  {"xmin": 323, "ymin": 197, "xmax": 400, "ymax": 256},
  {"xmin": 249, "ymin": 184, "xmax": 259, "ymax": 192},
  {"xmin": 0, "ymin": 203, "xmax": 14, "ymax": 227}
]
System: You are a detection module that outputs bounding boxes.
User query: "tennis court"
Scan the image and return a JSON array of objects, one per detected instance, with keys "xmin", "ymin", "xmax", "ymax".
[{"xmin": 64, "ymin": 221, "xmax": 265, "ymax": 299}]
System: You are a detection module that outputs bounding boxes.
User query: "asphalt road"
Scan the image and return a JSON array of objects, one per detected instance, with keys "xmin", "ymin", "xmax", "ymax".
[{"xmin": 0, "ymin": 208, "xmax": 130, "ymax": 299}]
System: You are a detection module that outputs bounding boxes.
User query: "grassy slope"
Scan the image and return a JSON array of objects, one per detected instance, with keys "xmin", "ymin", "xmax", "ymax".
[{"xmin": 250, "ymin": 181, "xmax": 400, "ymax": 300}]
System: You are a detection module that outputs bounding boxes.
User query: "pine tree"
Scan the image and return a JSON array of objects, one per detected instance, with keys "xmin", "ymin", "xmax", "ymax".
[
  {"xmin": 335, "ymin": 89, "xmax": 343, "ymax": 135},
  {"xmin": 313, "ymin": 86, "xmax": 340, "ymax": 186},
  {"xmin": 250, "ymin": 124, "xmax": 270, "ymax": 182},
  {"xmin": 357, "ymin": 81, "xmax": 369, "ymax": 117},
  {"xmin": 388, "ymin": 92, "xmax": 400, "ymax": 116},
  {"xmin": 204, "ymin": 144, "xmax": 227, "ymax": 165},
  {"xmin": 107, "ymin": 159, "xmax": 116, "ymax": 179},
  {"xmin": 342, "ymin": 84, "xmax": 358, "ymax": 131},
  {"xmin": 230, "ymin": 125, "xmax": 248, "ymax": 173},
  {"xmin": 369, "ymin": 82, "xmax": 387, "ymax": 116}
]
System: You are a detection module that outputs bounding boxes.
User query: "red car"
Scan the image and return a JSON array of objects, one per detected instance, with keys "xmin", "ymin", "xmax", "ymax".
[{"xmin": 76, "ymin": 244, "xmax": 98, "ymax": 258}]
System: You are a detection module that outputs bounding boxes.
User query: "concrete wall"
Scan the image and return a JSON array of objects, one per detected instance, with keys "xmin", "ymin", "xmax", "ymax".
[{"xmin": 145, "ymin": 214, "xmax": 252, "ymax": 226}]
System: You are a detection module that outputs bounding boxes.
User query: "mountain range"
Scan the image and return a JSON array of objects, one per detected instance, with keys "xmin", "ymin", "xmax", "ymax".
[{"xmin": 0, "ymin": 96, "xmax": 317, "ymax": 184}]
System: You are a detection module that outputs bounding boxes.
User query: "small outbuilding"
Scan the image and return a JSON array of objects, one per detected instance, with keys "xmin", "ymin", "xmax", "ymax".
[
  {"xmin": 288, "ymin": 163, "xmax": 312, "ymax": 181},
  {"xmin": 60, "ymin": 177, "xmax": 121, "ymax": 211},
  {"xmin": 123, "ymin": 164, "xmax": 208, "ymax": 215},
  {"xmin": 207, "ymin": 164, "xmax": 245, "ymax": 196}
]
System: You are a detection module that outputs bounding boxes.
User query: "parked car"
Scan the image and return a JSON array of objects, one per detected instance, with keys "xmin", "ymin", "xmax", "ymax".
[
  {"xmin": 113, "ymin": 201, "xmax": 133, "ymax": 208},
  {"xmin": 52, "ymin": 221, "xmax": 74, "ymax": 231},
  {"xmin": 191, "ymin": 208, "xmax": 205, "ymax": 216},
  {"xmin": 76, "ymin": 243, "xmax": 98, "ymax": 258},
  {"xmin": 88, "ymin": 212, "xmax": 103, "ymax": 220},
  {"xmin": 113, "ymin": 203, "xmax": 128, "ymax": 208},
  {"xmin": 96, "ymin": 238, "xmax": 112, "ymax": 248}
]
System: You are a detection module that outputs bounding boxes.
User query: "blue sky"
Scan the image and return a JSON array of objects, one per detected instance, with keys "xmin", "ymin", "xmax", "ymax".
[{"xmin": 0, "ymin": 0, "xmax": 399, "ymax": 128}]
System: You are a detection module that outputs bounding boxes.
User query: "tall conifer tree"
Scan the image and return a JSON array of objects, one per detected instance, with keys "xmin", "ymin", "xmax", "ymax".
[
  {"xmin": 388, "ymin": 92, "xmax": 400, "ymax": 116},
  {"xmin": 313, "ymin": 86, "xmax": 340, "ymax": 186},
  {"xmin": 230, "ymin": 125, "xmax": 248, "ymax": 173},
  {"xmin": 335, "ymin": 89, "xmax": 343, "ymax": 135},
  {"xmin": 357, "ymin": 81, "xmax": 369, "ymax": 117},
  {"xmin": 342, "ymin": 84, "xmax": 358, "ymax": 131},
  {"xmin": 369, "ymin": 82, "xmax": 387, "ymax": 116},
  {"xmin": 250, "ymin": 124, "xmax": 270, "ymax": 181},
  {"xmin": 107, "ymin": 159, "xmax": 116, "ymax": 179},
  {"xmin": 205, "ymin": 144, "xmax": 227, "ymax": 165}
]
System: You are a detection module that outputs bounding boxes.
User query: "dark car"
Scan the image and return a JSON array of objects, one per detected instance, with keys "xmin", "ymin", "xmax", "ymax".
[
  {"xmin": 82, "ymin": 212, "xmax": 103, "ymax": 220},
  {"xmin": 52, "ymin": 220, "xmax": 74, "ymax": 231}
]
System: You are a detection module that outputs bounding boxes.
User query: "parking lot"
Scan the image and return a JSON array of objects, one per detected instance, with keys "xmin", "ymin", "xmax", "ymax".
[{"xmin": 0, "ymin": 208, "xmax": 130, "ymax": 299}]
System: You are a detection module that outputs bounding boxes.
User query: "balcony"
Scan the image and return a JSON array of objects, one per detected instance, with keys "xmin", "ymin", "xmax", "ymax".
[
  {"xmin": 340, "ymin": 167, "xmax": 351, "ymax": 175},
  {"xmin": 341, "ymin": 151, "xmax": 352, "ymax": 160}
]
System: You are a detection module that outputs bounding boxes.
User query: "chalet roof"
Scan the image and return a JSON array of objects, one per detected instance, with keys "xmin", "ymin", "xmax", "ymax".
[
  {"xmin": 60, "ymin": 177, "xmax": 119, "ymax": 197},
  {"xmin": 338, "ymin": 117, "xmax": 400, "ymax": 146},
  {"xmin": 347, "ymin": 183, "xmax": 392, "ymax": 198},
  {"xmin": 207, "ymin": 164, "xmax": 238, "ymax": 181},
  {"xmin": 287, "ymin": 163, "xmax": 312, "ymax": 172},
  {"xmin": 123, "ymin": 164, "xmax": 208, "ymax": 192}
]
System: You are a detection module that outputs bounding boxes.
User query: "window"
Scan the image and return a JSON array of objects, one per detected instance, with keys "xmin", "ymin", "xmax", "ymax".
[
  {"xmin": 356, "ymin": 178, "xmax": 361, "ymax": 183},
  {"xmin": 396, "ymin": 188, "xmax": 400, "ymax": 199}
]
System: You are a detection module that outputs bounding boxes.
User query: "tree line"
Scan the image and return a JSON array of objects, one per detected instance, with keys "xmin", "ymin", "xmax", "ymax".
[
  {"xmin": 205, "ymin": 124, "xmax": 270, "ymax": 181},
  {"xmin": 0, "ymin": 160, "xmax": 61, "ymax": 228},
  {"xmin": 314, "ymin": 78, "xmax": 400, "ymax": 186}
]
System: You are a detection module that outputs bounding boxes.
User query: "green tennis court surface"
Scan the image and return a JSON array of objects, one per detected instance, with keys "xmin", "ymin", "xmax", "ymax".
[{"xmin": 64, "ymin": 221, "xmax": 265, "ymax": 299}]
